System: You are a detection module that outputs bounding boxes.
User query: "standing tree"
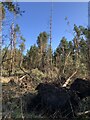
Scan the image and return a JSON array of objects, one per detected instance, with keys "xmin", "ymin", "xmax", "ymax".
[
  {"xmin": 1, "ymin": 2, "xmax": 25, "ymax": 76},
  {"xmin": 37, "ymin": 32, "xmax": 49, "ymax": 71},
  {"xmin": 25, "ymin": 45, "xmax": 39, "ymax": 70},
  {"xmin": 59, "ymin": 37, "xmax": 69, "ymax": 75}
]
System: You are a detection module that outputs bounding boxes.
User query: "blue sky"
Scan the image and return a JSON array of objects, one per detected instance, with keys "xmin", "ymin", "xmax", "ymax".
[{"xmin": 4, "ymin": 2, "xmax": 88, "ymax": 54}]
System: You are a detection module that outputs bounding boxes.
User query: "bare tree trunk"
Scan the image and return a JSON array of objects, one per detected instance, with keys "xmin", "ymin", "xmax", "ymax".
[
  {"xmin": 88, "ymin": 2, "xmax": 90, "ymax": 78},
  {"xmin": 62, "ymin": 52, "xmax": 71, "ymax": 75},
  {"xmin": 0, "ymin": 4, "xmax": 2, "ymax": 120},
  {"xmin": 10, "ymin": 23, "xmax": 14, "ymax": 76},
  {"xmin": 13, "ymin": 32, "xmax": 16, "ymax": 74}
]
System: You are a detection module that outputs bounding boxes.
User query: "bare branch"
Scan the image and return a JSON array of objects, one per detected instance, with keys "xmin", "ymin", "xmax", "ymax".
[
  {"xmin": 1, "ymin": 44, "xmax": 11, "ymax": 64},
  {"xmin": 62, "ymin": 71, "xmax": 77, "ymax": 87},
  {"xmin": 2, "ymin": 58, "xmax": 12, "ymax": 63},
  {"xmin": 77, "ymin": 110, "xmax": 90, "ymax": 116}
]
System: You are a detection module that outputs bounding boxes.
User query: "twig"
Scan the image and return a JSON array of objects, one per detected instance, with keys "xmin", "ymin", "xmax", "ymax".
[
  {"xmin": 20, "ymin": 96, "xmax": 24, "ymax": 120},
  {"xmin": 77, "ymin": 110, "xmax": 90, "ymax": 116},
  {"xmin": 19, "ymin": 75, "xmax": 27, "ymax": 81},
  {"xmin": 2, "ymin": 57, "xmax": 13, "ymax": 63},
  {"xmin": 69, "ymin": 99, "xmax": 75, "ymax": 117},
  {"xmin": 19, "ymin": 64, "xmax": 30, "ymax": 76}
]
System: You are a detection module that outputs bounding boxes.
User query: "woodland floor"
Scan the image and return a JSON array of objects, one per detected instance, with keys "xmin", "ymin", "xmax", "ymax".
[{"xmin": 1, "ymin": 76, "xmax": 90, "ymax": 120}]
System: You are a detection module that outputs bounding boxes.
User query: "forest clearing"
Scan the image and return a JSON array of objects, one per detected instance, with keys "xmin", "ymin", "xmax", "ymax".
[{"xmin": 0, "ymin": 1, "xmax": 90, "ymax": 119}]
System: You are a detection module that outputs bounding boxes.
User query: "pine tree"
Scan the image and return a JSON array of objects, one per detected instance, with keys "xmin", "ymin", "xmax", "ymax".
[{"xmin": 37, "ymin": 32, "xmax": 49, "ymax": 71}]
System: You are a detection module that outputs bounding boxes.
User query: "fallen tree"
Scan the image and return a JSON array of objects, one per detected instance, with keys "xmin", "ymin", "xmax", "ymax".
[{"xmin": 24, "ymin": 78, "xmax": 90, "ymax": 118}]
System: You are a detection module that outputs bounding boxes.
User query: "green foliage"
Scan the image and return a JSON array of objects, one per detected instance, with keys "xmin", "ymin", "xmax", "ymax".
[
  {"xmin": 74, "ymin": 24, "xmax": 81, "ymax": 37},
  {"xmin": 37, "ymin": 32, "xmax": 49, "ymax": 52},
  {"xmin": 20, "ymin": 36, "xmax": 26, "ymax": 42},
  {"xmin": 31, "ymin": 68, "xmax": 46, "ymax": 81},
  {"xmin": 2, "ymin": 2, "xmax": 24, "ymax": 19},
  {"xmin": 19, "ymin": 42, "xmax": 25, "ymax": 52},
  {"xmin": 2, "ymin": 48, "xmax": 22, "ymax": 76},
  {"xmin": 24, "ymin": 45, "xmax": 39, "ymax": 69},
  {"xmin": 14, "ymin": 24, "xmax": 20, "ymax": 32},
  {"xmin": 2, "ymin": 25, "xmax": 89, "ymax": 79},
  {"xmin": 53, "ymin": 25, "xmax": 89, "ymax": 78}
]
